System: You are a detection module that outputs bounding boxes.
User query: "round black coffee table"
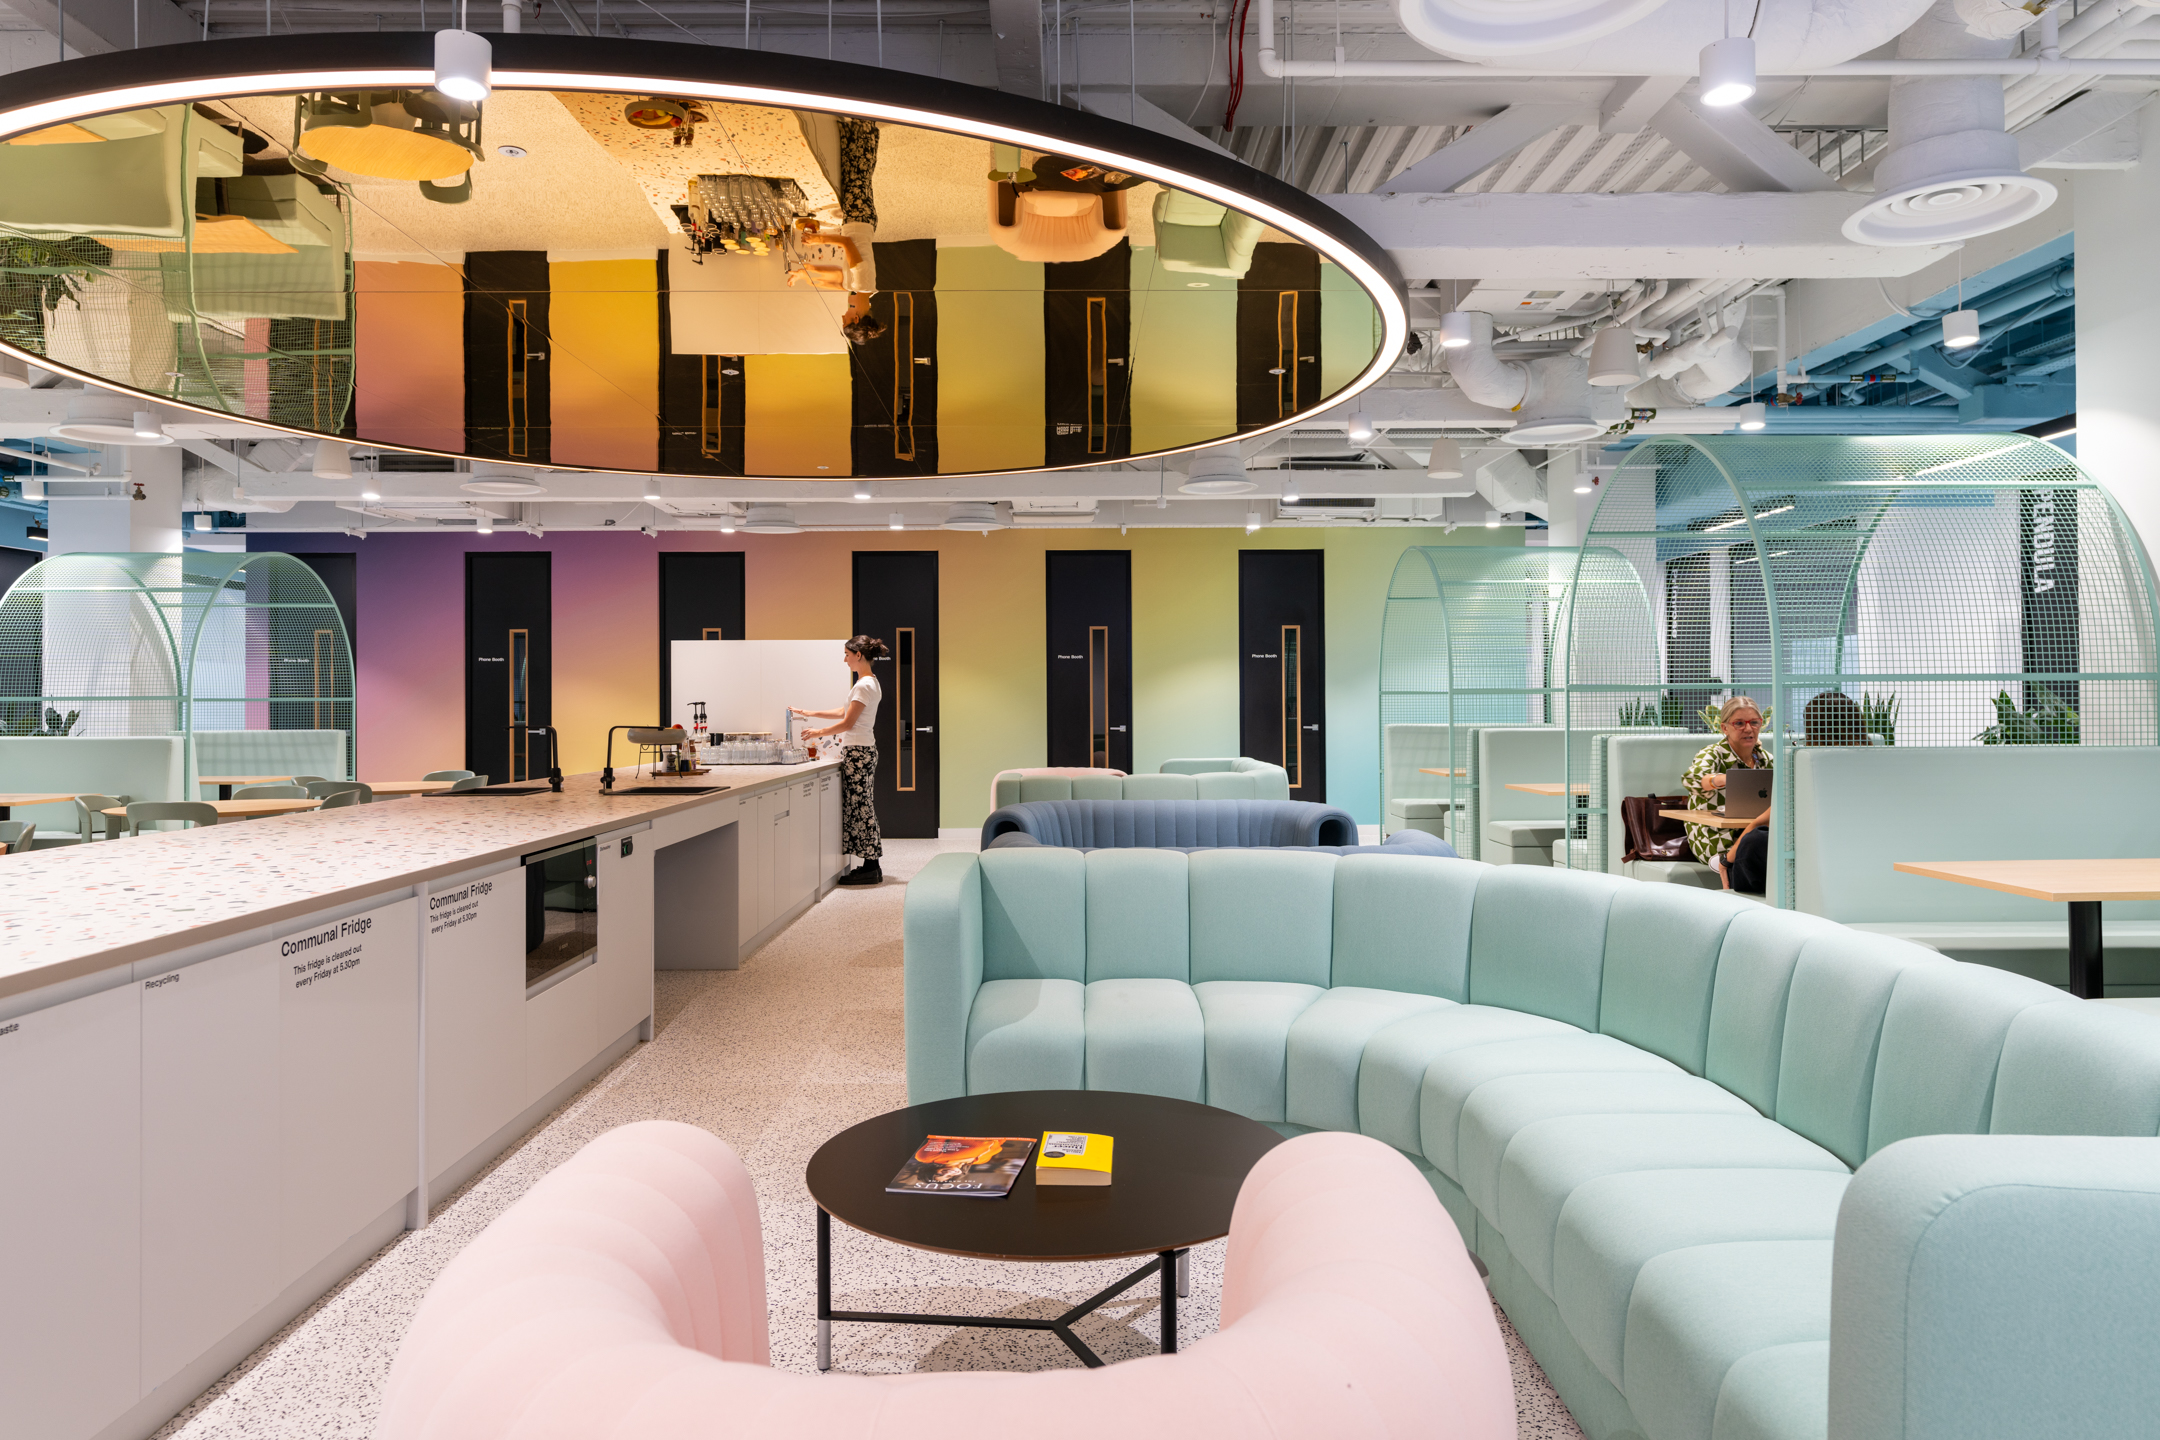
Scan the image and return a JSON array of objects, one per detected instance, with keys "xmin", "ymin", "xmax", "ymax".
[{"xmin": 806, "ymin": 1089, "xmax": 1281, "ymax": 1370}]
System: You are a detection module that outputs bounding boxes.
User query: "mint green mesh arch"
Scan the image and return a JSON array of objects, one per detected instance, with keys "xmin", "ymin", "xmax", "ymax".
[
  {"xmin": 1566, "ymin": 433, "xmax": 2160, "ymax": 904},
  {"xmin": 0, "ymin": 551, "xmax": 355, "ymax": 783}
]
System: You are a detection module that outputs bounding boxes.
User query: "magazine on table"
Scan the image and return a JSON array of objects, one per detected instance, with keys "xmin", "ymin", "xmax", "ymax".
[{"xmin": 885, "ymin": 1135, "xmax": 1037, "ymax": 1197}]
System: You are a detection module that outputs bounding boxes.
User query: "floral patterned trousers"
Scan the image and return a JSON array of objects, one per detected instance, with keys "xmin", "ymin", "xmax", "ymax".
[{"xmin": 841, "ymin": 745, "xmax": 882, "ymax": 860}]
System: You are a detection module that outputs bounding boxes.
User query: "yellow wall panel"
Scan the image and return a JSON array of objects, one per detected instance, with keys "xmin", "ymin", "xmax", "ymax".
[
  {"xmin": 1321, "ymin": 259, "xmax": 1381, "ymax": 401},
  {"xmin": 548, "ymin": 258, "xmax": 660, "ymax": 471},
  {"xmin": 936, "ymin": 246, "xmax": 1044, "ymax": 472},
  {"xmin": 745, "ymin": 353, "xmax": 853, "ymax": 476},
  {"xmin": 1129, "ymin": 247, "xmax": 1237, "ymax": 454}
]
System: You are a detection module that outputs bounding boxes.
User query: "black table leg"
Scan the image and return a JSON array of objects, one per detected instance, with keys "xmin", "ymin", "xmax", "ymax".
[
  {"xmin": 816, "ymin": 1206, "xmax": 833, "ymax": 1371},
  {"xmin": 1159, "ymin": 1248, "xmax": 1179, "ymax": 1354},
  {"xmin": 2070, "ymin": 900, "xmax": 2104, "ymax": 1000},
  {"xmin": 218, "ymin": 784, "xmax": 235, "ymax": 800}
]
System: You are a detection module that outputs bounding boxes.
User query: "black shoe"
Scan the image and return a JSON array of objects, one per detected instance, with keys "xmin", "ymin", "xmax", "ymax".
[{"xmin": 836, "ymin": 861, "xmax": 882, "ymax": 887}]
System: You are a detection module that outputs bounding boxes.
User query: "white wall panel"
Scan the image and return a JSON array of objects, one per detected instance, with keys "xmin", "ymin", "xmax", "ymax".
[{"xmin": 424, "ymin": 868, "xmax": 525, "ymax": 1181}]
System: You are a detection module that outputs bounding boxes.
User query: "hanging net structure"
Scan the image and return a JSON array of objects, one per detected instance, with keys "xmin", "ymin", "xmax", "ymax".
[
  {"xmin": 1379, "ymin": 546, "xmax": 1660, "ymax": 847},
  {"xmin": 1563, "ymin": 433, "xmax": 2160, "ymax": 903},
  {"xmin": 0, "ymin": 551, "xmax": 355, "ymax": 780}
]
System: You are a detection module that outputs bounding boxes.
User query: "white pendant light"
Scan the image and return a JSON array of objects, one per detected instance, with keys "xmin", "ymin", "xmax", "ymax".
[
  {"xmin": 360, "ymin": 487, "xmax": 382, "ymax": 501},
  {"xmin": 476, "ymin": 515, "xmax": 494, "ymax": 535},
  {"xmin": 1437, "ymin": 312, "xmax": 1476, "ymax": 350},
  {"xmin": 1427, "ymin": 436, "xmax": 1465, "ymax": 480},
  {"xmin": 1699, "ymin": 36, "xmax": 1756, "ymax": 107},
  {"xmin": 1736, "ymin": 401, "xmax": 1769, "ymax": 431},
  {"xmin": 312, "ymin": 439, "xmax": 352, "ymax": 479},
  {"xmin": 50, "ymin": 392, "xmax": 171, "ymax": 445},
  {"xmin": 1345, "ymin": 412, "xmax": 1375, "ymax": 445},
  {"xmin": 1244, "ymin": 509, "xmax": 1262, "ymax": 534},
  {"xmin": 1282, "ymin": 477, "xmax": 1300, "ymax": 503},
  {"xmin": 1942, "ymin": 310, "xmax": 1981, "ymax": 349},
  {"xmin": 131, "ymin": 410, "xmax": 168, "ymax": 443},
  {"xmin": 434, "ymin": 29, "xmax": 492, "ymax": 103},
  {"xmin": 889, "ymin": 511, "xmax": 905, "ymax": 530},
  {"xmin": 853, "ymin": 483, "xmax": 872, "ymax": 500},
  {"xmin": 1586, "ymin": 326, "xmax": 1641, "ymax": 387}
]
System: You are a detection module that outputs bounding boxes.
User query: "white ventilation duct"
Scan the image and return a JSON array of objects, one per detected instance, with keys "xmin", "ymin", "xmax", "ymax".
[
  {"xmin": 1843, "ymin": 0, "xmax": 2057, "ymax": 244},
  {"xmin": 1397, "ymin": 0, "xmax": 1933, "ymax": 72},
  {"xmin": 741, "ymin": 504, "xmax": 801, "ymax": 534},
  {"xmin": 1641, "ymin": 323, "xmax": 1754, "ymax": 401},
  {"xmin": 1442, "ymin": 312, "xmax": 1601, "ymax": 445},
  {"xmin": 942, "ymin": 502, "xmax": 1005, "ymax": 532},
  {"xmin": 1179, "ymin": 451, "xmax": 1258, "ymax": 495}
]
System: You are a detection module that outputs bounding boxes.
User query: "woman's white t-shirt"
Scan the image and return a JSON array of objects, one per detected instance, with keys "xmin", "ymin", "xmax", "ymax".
[{"xmin": 842, "ymin": 674, "xmax": 882, "ymax": 747}]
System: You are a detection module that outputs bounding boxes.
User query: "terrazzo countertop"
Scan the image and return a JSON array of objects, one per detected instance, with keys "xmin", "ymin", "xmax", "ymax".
[{"xmin": 0, "ymin": 761, "xmax": 840, "ymax": 1004}]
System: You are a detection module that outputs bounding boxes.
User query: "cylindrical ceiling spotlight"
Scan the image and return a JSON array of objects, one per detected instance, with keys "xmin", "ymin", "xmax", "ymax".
[
  {"xmin": 853, "ymin": 483, "xmax": 872, "ymax": 501},
  {"xmin": 49, "ymin": 392, "xmax": 171, "ymax": 445},
  {"xmin": 1345, "ymin": 412, "xmax": 1376, "ymax": 445},
  {"xmin": 1427, "ymin": 436, "xmax": 1465, "ymax": 481},
  {"xmin": 1586, "ymin": 327, "xmax": 1642, "ymax": 387},
  {"xmin": 1437, "ymin": 312, "xmax": 1476, "ymax": 350},
  {"xmin": 476, "ymin": 515, "xmax": 495, "ymax": 535},
  {"xmin": 1282, "ymin": 477, "xmax": 1301, "ymax": 503},
  {"xmin": 312, "ymin": 439, "xmax": 352, "ymax": 479},
  {"xmin": 1736, "ymin": 401, "xmax": 1769, "ymax": 431},
  {"xmin": 1699, "ymin": 37, "xmax": 1756, "ymax": 108},
  {"xmin": 1942, "ymin": 310, "xmax": 1981, "ymax": 349},
  {"xmin": 132, "ymin": 410, "xmax": 167, "ymax": 443},
  {"xmin": 434, "ymin": 29, "xmax": 492, "ymax": 103},
  {"xmin": 889, "ymin": 511, "xmax": 905, "ymax": 530},
  {"xmin": 1244, "ymin": 509, "xmax": 1262, "ymax": 534}
]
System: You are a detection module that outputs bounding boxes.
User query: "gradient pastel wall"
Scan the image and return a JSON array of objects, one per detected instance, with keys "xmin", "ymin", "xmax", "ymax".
[{"xmin": 257, "ymin": 524, "xmax": 1509, "ymax": 827}]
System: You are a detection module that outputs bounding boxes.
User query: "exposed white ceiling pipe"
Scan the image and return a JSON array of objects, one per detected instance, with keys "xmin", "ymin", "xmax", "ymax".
[
  {"xmin": 1642, "ymin": 324, "xmax": 1754, "ymax": 400},
  {"xmin": 1845, "ymin": 0, "xmax": 2058, "ymax": 244},
  {"xmin": 1497, "ymin": 303, "xmax": 1617, "ymax": 344},
  {"xmin": 1395, "ymin": 0, "xmax": 1932, "ymax": 72},
  {"xmin": 2004, "ymin": 1, "xmax": 2154, "ymax": 127},
  {"xmin": 1252, "ymin": 0, "xmax": 2160, "ymax": 77},
  {"xmin": 1572, "ymin": 280, "xmax": 1667, "ymax": 354},
  {"xmin": 1442, "ymin": 310, "xmax": 1531, "ymax": 411}
]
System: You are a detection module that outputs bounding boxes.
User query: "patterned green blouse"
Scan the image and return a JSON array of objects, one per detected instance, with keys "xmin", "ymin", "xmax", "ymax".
[{"xmin": 1680, "ymin": 738, "xmax": 1772, "ymax": 866}]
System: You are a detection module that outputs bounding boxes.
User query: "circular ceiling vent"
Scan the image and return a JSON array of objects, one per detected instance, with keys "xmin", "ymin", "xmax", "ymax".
[
  {"xmin": 741, "ymin": 504, "xmax": 800, "ymax": 534},
  {"xmin": 1842, "ymin": 166, "xmax": 2056, "ymax": 247},
  {"xmin": 942, "ymin": 501, "xmax": 1005, "ymax": 532},
  {"xmin": 48, "ymin": 393, "xmax": 172, "ymax": 446},
  {"xmin": 460, "ymin": 470, "xmax": 546, "ymax": 496},
  {"xmin": 1504, "ymin": 416, "xmax": 1604, "ymax": 446},
  {"xmin": 1179, "ymin": 452, "xmax": 1256, "ymax": 495}
]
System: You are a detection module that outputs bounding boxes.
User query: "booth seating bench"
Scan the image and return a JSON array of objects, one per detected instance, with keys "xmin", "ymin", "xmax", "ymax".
[
  {"xmin": 981, "ymin": 797, "xmax": 1456, "ymax": 857},
  {"xmin": 378, "ymin": 1120, "xmax": 1517, "ymax": 1440},
  {"xmin": 992, "ymin": 762, "xmax": 1289, "ymax": 809},
  {"xmin": 904, "ymin": 848, "xmax": 2160, "ymax": 1440},
  {"xmin": 1158, "ymin": 756, "xmax": 1292, "ymax": 800},
  {"xmin": 1793, "ymin": 745, "xmax": 2160, "ymax": 990},
  {"xmin": 1382, "ymin": 723, "xmax": 1456, "ymax": 843}
]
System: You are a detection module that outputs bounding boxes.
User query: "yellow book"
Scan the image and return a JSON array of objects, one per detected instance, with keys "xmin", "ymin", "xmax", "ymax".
[{"xmin": 1036, "ymin": 1131, "xmax": 1114, "ymax": 1186}]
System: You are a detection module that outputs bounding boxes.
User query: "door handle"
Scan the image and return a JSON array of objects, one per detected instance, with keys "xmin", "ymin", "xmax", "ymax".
[
  {"xmin": 916, "ymin": 726, "xmax": 934, "ymax": 732},
  {"xmin": 1111, "ymin": 726, "xmax": 1128, "ymax": 733},
  {"xmin": 1304, "ymin": 724, "xmax": 1320, "ymax": 731}
]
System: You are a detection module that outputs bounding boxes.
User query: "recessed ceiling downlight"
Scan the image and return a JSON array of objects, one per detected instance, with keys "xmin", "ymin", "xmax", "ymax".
[
  {"xmin": 943, "ymin": 501, "xmax": 1005, "ymax": 532},
  {"xmin": 741, "ymin": 504, "xmax": 800, "ymax": 534}
]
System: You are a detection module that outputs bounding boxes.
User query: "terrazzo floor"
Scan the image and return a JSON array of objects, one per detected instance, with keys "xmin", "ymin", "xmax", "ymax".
[{"xmin": 152, "ymin": 834, "xmax": 1586, "ymax": 1440}]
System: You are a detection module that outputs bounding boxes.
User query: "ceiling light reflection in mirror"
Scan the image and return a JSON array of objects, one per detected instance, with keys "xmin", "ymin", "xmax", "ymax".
[{"xmin": 0, "ymin": 74, "xmax": 1396, "ymax": 479}]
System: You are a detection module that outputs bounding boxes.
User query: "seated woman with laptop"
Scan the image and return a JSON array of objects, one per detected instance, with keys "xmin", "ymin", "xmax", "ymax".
[{"xmin": 1683, "ymin": 692, "xmax": 1869, "ymax": 895}]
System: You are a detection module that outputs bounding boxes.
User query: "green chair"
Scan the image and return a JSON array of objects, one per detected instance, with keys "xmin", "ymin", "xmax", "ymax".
[
  {"xmin": 233, "ymin": 782, "xmax": 309, "ymax": 799},
  {"xmin": 316, "ymin": 788, "xmax": 365, "ymax": 810},
  {"xmin": 0, "ymin": 818, "xmax": 35, "ymax": 853},
  {"xmin": 290, "ymin": 774, "xmax": 329, "ymax": 785},
  {"xmin": 445, "ymin": 776, "xmax": 488, "ymax": 792},
  {"xmin": 124, "ymin": 801, "xmax": 219, "ymax": 834},
  {"xmin": 423, "ymin": 769, "xmax": 475, "ymax": 782},
  {"xmin": 73, "ymin": 793, "xmax": 133, "ymax": 842},
  {"xmin": 303, "ymin": 780, "xmax": 372, "ymax": 803},
  {"xmin": 1150, "ymin": 190, "xmax": 1264, "ymax": 278}
]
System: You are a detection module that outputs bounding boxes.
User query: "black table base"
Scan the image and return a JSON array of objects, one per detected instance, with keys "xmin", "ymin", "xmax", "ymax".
[
  {"xmin": 816, "ymin": 1207, "xmax": 1185, "ymax": 1371},
  {"xmin": 2070, "ymin": 899, "xmax": 2104, "ymax": 999}
]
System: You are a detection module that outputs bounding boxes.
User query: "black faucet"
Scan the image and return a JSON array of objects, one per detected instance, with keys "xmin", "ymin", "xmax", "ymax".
[{"xmin": 519, "ymin": 725, "xmax": 564, "ymax": 791}]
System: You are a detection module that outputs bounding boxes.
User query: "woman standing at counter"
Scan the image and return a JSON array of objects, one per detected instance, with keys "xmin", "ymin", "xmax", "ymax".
[{"xmin": 792, "ymin": 636, "xmax": 888, "ymax": 887}]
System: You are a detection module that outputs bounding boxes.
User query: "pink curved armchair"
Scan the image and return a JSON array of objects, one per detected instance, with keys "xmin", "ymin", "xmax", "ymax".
[{"xmin": 377, "ymin": 1122, "xmax": 1515, "ymax": 1440}]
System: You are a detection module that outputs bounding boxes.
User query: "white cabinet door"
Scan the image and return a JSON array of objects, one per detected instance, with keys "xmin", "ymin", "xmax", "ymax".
[
  {"xmin": 595, "ymin": 830, "xmax": 654, "ymax": 1044},
  {"xmin": 278, "ymin": 899, "xmax": 419, "ymax": 1287},
  {"xmin": 0, "ymin": 982, "xmax": 141, "ymax": 1440},
  {"xmin": 770, "ymin": 790, "xmax": 794, "ymax": 921},
  {"xmin": 141, "ymin": 945, "xmax": 281, "ymax": 1392},
  {"xmin": 794, "ymin": 780, "xmax": 818, "ymax": 903},
  {"xmin": 735, "ymin": 796, "xmax": 759, "ymax": 947},
  {"xmin": 820, "ymin": 771, "xmax": 841, "ymax": 888},
  {"xmin": 423, "ymin": 869, "xmax": 524, "ymax": 1182},
  {"xmin": 754, "ymin": 787, "xmax": 781, "ymax": 933}
]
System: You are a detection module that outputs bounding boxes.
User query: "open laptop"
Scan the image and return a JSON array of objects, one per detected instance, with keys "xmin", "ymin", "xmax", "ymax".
[{"xmin": 1724, "ymin": 768, "xmax": 1773, "ymax": 820}]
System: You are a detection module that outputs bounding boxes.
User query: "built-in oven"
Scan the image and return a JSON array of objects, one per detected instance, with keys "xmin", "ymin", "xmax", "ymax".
[{"xmin": 524, "ymin": 837, "xmax": 598, "ymax": 994}]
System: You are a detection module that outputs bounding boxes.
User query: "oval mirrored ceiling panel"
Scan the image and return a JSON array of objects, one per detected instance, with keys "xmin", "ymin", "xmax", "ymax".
[{"xmin": 0, "ymin": 36, "xmax": 1402, "ymax": 478}]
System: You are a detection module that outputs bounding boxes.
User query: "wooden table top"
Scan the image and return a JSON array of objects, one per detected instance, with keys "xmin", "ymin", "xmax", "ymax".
[
  {"xmin": 197, "ymin": 775, "xmax": 298, "ymax": 786},
  {"xmin": 1509, "ymin": 782, "xmax": 1591, "ymax": 796},
  {"xmin": 104, "ymin": 798, "xmax": 322, "ymax": 820},
  {"xmin": 1416, "ymin": 768, "xmax": 1467, "ymax": 777},
  {"xmin": 1892, "ymin": 858, "xmax": 2160, "ymax": 903},
  {"xmin": 0, "ymin": 792, "xmax": 78, "ymax": 807},
  {"xmin": 1661, "ymin": 807, "xmax": 1755, "ymax": 830},
  {"xmin": 362, "ymin": 780, "xmax": 458, "ymax": 796}
]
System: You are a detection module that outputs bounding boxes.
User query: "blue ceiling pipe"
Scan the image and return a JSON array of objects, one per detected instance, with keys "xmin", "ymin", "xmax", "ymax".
[{"xmin": 1805, "ymin": 266, "xmax": 2074, "ymax": 387}]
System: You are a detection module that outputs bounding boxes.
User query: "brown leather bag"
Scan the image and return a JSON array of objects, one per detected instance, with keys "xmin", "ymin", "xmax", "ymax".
[{"xmin": 1621, "ymin": 794, "xmax": 1692, "ymax": 863}]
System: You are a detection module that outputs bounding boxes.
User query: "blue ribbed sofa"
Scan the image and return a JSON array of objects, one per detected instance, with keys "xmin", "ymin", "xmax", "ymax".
[
  {"xmin": 979, "ymin": 798, "xmax": 1455, "ymax": 857},
  {"xmin": 903, "ymin": 849, "xmax": 2160, "ymax": 1440}
]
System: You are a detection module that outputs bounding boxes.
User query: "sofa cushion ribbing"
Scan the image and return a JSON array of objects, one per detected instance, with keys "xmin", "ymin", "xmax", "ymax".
[
  {"xmin": 1863, "ymin": 963, "xmax": 2071, "ymax": 1157},
  {"xmin": 1602, "ymin": 885, "xmax": 1755, "ymax": 1074},
  {"xmin": 1704, "ymin": 908, "xmax": 1845, "ymax": 1118},
  {"xmin": 1551, "ymin": 1168, "xmax": 1850, "ymax": 1393},
  {"xmin": 1989, "ymin": 1000, "xmax": 2160, "ymax": 1135},
  {"xmin": 965, "ymin": 977, "xmax": 1084, "ymax": 1091},
  {"xmin": 1082, "ymin": 978, "xmax": 1204, "ymax": 1100},
  {"xmin": 1283, "ymin": 988, "xmax": 1456, "ymax": 1133},
  {"xmin": 1417, "ymin": 1034, "xmax": 1680, "ymax": 1184},
  {"xmin": 1082, "ymin": 849, "xmax": 1190, "ymax": 982},
  {"xmin": 1356, "ymin": 1006, "xmax": 1583, "ymax": 1155},
  {"xmin": 1469, "ymin": 866, "xmax": 1625, "ymax": 1032},
  {"xmin": 1774, "ymin": 933, "xmax": 1944, "ymax": 1168},
  {"xmin": 1190, "ymin": 850, "xmax": 1335, "ymax": 986},
  {"xmin": 1191, "ymin": 981, "xmax": 1326, "ymax": 1120},
  {"xmin": 979, "ymin": 847, "xmax": 1086, "ymax": 982},
  {"xmin": 1331, "ymin": 853, "xmax": 1480, "ymax": 997}
]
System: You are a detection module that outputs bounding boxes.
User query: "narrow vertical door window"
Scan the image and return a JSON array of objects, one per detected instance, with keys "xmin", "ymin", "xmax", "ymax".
[
  {"xmin": 895, "ymin": 626, "xmax": 917, "ymax": 791},
  {"xmin": 1281, "ymin": 624, "xmax": 1302, "ymax": 787},
  {"xmin": 508, "ymin": 627, "xmax": 530, "ymax": 781},
  {"xmin": 1088, "ymin": 624, "xmax": 1110, "ymax": 767}
]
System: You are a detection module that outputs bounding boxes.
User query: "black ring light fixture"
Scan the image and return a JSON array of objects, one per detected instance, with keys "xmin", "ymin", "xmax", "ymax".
[{"xmin": 0, "ymin": 35, "xmax": 1407, "ymax": 482}]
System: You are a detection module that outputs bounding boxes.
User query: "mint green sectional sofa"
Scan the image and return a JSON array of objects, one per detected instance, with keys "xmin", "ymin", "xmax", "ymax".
[
  {"xmin": 992, "ymin": 759, "xmax": 1290, "ymax": 809},
  {"xmin": 903, "ymin": 848, "xmax": 2160, "ymax": 1440}
]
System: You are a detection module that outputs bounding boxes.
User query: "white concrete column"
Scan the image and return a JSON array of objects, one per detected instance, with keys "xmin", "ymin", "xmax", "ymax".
[
  {"xmin": 2076, "ymin": 111, "xmax": 2160, "ymax": 572},
  {"xmin": 46, "ymin": 445, "xmax": 182, "ymax": 555}
]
